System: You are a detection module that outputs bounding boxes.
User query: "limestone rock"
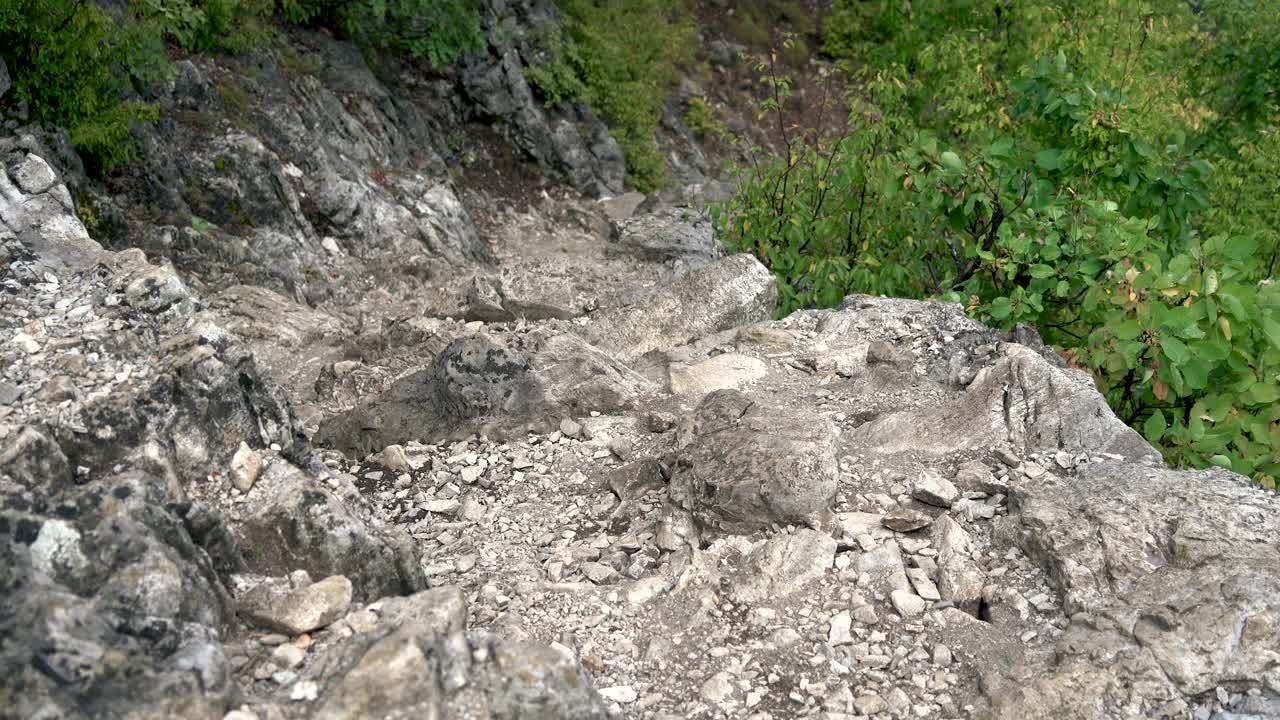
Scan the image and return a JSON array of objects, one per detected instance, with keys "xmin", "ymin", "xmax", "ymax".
[
  {"xmin": 987, "ymin": 462, "xmax": 1280, "ymax": 718},
  {"xmin": 668, "ymin": 390, "xmax": 838, "ymax": 534},
  {"xmin": 316, "ymin": 329, "xmax": 653, "ymax": 452},
  {"xmin": 230, "ymin": 442, "xmax": 263, "ymax": 492},
  {"xmin": 234, "ymin": 461, "xmax": 427, "ymax": 602},
  {"xmin": 582, "ymin": 254, "xmax": 777, "ymax": 359},
  {"xmin": 608, "ymin": 207, "xmax": 722, "ymax": 263},
  {"xmin": 240, "ymin": 575, "xmax": 353, "ymax": 635},
  {"xmin": 669, "ymin": 352, "xmax": 768, "ymax": 397},
  {"xmin": 912, "ymin": 470, "xmax": 959, "ymax": 508}
]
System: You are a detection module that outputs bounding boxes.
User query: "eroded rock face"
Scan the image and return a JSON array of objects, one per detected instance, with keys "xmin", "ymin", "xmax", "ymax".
[
  {"xmin": 0, "ymin": 463, "xmax": 236, "ymax": 720},
  {"xmin": 986, "ymin": 462, "xmax": 1280, "ymax": 718}
]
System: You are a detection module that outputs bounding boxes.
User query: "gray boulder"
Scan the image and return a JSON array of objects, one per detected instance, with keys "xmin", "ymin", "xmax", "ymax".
[
  {"xmin": 0, "ymin": 139, "xmax": 103, "ymax": 277},
  {"xmin": 316, "ymin": 628, "xmax": 608, "ymax": 720},
  {"xmin": 854, "ymin": 343, "xmax": 1156, "ymax": 461},
  {"xmin": 316, "ymin": 329, "xmax": 654, "ymax": 453},
  {"xmin": 608, "ymin": 207, "xmax": 723, "ymax": 263},
  {"xmin": 233, "ymin": 461, "xmax": 427, "ymax": 603},
  {"xmin": 0, "ymin": 55, "xmax": 9, "ymax": 99},
  {"xmin": 667, "ymin": 389, "xmax": 838, "ymax": 535},
  {"xmin": 0, "ymin": 466, "xmax": 236, "ymax": 720},
  {"xmin": 985, "ymin": 462, "xmax": 1280, "ymax": 717},
  {"xmin": 582, "ymin": 253, "xmax": 777, "ymax": 359}
]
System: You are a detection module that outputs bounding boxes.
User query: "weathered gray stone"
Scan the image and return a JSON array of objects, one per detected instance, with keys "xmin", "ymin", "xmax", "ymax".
[
  {"xmin": 912, "ymin": 470, "xmax": 959, "ymax": 508},
  {"xmin": 316, "ymin": 329, "xmax": 653, "ymax": 452},
  {"xmin": 582, "ymin": 254, "xmax": 777, "ymax": 359},
  {"xmin": 608, "ymin": 207, "xmax": 722, "ymax": 263},
  {"xmin": 240, "ymin": 575, "xmax": 353, "ymax": 635},
  {"xmin": 234, "ymin": 461, "xmax": 427, "ymax": 603},
  {"xmin": 985, "ymin": 462, "xmax": 1280, "ymax": 717},
  {"xmin": 668, "ymin": 390, "xmax": 838, "ymax": 535}
]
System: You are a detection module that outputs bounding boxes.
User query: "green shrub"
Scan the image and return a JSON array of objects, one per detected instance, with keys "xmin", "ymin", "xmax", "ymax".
[
  {"xmin": 684, "ymin": 96, "xmax": 730, "ymax": 141},
  {"xmin": 718, "ymin": 2, "xmax": 1280, "ymax": 487},
  {"xmin": 277, "ymin": 0, "xmax": 483, "ymax": 68},
  {"xmin": 554, "ymin": 0, "xmax": 697, "ymax": 191},
  {"xmin": 0, "ymin": 0, "xmax": 169, "ymax": 173}
]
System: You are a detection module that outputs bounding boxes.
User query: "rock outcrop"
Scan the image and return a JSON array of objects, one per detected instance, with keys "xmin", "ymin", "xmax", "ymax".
[{"xmin": 4, "ymin": 13, "xmax": 1278, "ymax": 718}]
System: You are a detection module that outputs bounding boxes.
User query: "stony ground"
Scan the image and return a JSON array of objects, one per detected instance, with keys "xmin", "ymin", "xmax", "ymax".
[{"xmin": 4, "ymin": 4, "xmax": 1280, "ymax": 719}]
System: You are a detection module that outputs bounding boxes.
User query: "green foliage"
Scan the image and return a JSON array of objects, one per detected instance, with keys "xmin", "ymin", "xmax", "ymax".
[
  {"xmin": 684, "ymin": 96, "xmax": 730, "ymax": 142},
  {"xmin": 278, "ymin": 0, "xmax": 484, "ymax": 68},
  {"xmin": 0, "ymin": 0, "xmax": 169, "ymax": 173},
  {"xmin": 525, "ymin": 25, "xmax": 587, "ymax": 108},
  {"xmin": 718, "ymin": 0, "xmax": 1280, "ymax": 487},
  {"xmin": 139, "ymin": 0, "xmax": 274, "ymax": 53},
  {"xmin": 553, "ymin": 0, "xmax": 697, "ymax": 191}
]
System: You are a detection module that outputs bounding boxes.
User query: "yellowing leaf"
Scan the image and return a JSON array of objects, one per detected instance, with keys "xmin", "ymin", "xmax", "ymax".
[{"xmin": 1218, "ymin": 315, "xmax": 1231, "ymax": 341}]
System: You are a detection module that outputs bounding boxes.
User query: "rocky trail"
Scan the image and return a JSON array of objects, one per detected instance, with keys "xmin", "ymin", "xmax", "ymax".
[{"xmin": 3, "ymin": 3, "xmax": 1280, "ymax": 719}]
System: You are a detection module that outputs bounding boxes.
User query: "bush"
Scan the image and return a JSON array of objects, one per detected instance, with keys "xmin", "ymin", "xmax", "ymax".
[
  {"xmin": 717, "ymin": 1, "xmax": 1280, "ymax": 487},
  {"xmin": 0, "ymin": 0, "xmax": 170, "ymax": 173},
  {"xmin": 278, "ymin": 0, "xmax": 484, "ymax": 68},
  {"xmin": 550, "ymin": 0, "xmax": 697, "ymax": 191}
]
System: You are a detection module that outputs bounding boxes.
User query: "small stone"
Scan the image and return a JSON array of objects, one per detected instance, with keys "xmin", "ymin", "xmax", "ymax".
[
  {"xmin": 883, "ymin": 508, "xmax": 933, "ymax": 532},
  {"xmin": 271, "ymin": 643, "xmax": 306, "ymax": 669},
  {"xmin": 580, "ymin": 561, "xmax": 619, "ymax": 585},
  {"xmin": 906, "ymin": 567, "xmax": 941, "ymax": 601},
  {"xmin": 224, "ymin": 711, "xmax": 259, "ymax": 720},
  {"xmin": 865, "ymin": 340, "xmax": 896, "ymax": 365},
  {"xmin": 380, "ymin": 445, "xmax": 411, "ymax": 473},
  {"xmin": 700, "ymin": 672, "xmax": 734, "ymax": 703},
  {"xmin": 230, "ymin": 442, "xmax": 263, "ymax": 493},
  {"xmin": 912, "ymin": 470, "xmax": 959, "ymax": 508},
  {"xmin": 890, "ymin": 589, "xmax": 927, "ymax": 617},
  {"xmin": 855, "ymin": 694, "xmax": 888, "ymax": 715},
  {"xmin": 460, "ymin": 465, "xmax": 484, "ymax": 484},
  {"xmin": 994, "ymin": 448, "xmax": 1021, "ymax": 467},
  {"xmin": 599, "ymin": 686, "xmax": 639, "ymax": 704},
  {"xmin": 290, "ymin": 680, "xmax": 319, "ymax": 702},
  {"xmin": 828, "ymin": 611, "xmax": 854, "ymax": 646},
  {"xmin": 1023, "ymin": 461, "xmax": 1047, "ymax": 479},
  {"xmin": 607, "ymin": 436, "xmax": 633, "ymax": 461},
  {"xmin": 932, "ymin": 644, "xmax": 953, "ymax": 667},
  {"xmin": 259, "ymin": 634, "xmax": 289, "ymax": 646},
  {"xmin": 852, "ymin": 605, "xmax": 878, "ymax": 625},
  {"xmin": 240, "ymin": 575, "xmax": 353, "ymax": 635},
  {"xmin": 12, "ymin": 333, "xmax": 40, "ymax": 355},
  {"xmin": 559, "ymin": 418, "xmax": 582, "ymax": 438}
]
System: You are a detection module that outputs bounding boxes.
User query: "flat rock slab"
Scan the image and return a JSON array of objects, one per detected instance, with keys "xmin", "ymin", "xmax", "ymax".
[{"xmin": 240, "ymin": 575, "xmax": 353, "ymax": 635}]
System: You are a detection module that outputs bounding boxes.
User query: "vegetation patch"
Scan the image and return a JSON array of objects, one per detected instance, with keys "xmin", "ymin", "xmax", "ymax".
[{"xmin": 717, "ymin": 0, "xmax": 1280, "ymax": 487}]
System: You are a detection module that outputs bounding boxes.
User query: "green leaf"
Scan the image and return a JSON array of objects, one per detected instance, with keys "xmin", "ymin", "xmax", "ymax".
[
  {"xmin": 1245, "ymin": 383, "xmax": 1280, "ymax": 405},
  {"xmin": 1029, "ymin": 264, "xmax": 1056, "ymax": 278},
  {"xmin": 1143, "ymin": 411, "xmax": 1167, "ymax": 442},
  {"xmin": 1264, "ymin": 318, "xmax": 1280, "ymax": 351},
  {"xmin": 940, "ymin": 151, "xmax": 964, "ymax": 171},
  {"xmin": 988, "ymin": 296, "xmax": 1013, "ymax": 320},
  {"xmin": 1209, "ymin": 455, "xmax": 1234, "ymax": 470},
  {"xmin": 1160, "ymin": 336, "xmax": 1191, "ymax": 364},
  {"xmin": 1222, "ymin": 236, "xmax": 1258, "ymax": 261},
  {"xmin": 1035, "ymin": 148, "xmax": 1063, "ymax": 171},
  {"xmin": 1113, "ymin": 320, "xmax": 1141, "ymax": 341}
]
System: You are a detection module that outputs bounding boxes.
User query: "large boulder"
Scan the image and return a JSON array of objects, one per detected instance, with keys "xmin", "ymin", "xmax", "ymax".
[
  {"xmin": 315, "ymin": 629, "xmax": 608, "ymax": 720},
  {"xmin": 665, "ymin": 389, "xmax": 838, "ymax": 536},
  {"xmin": 581, "ymin": 253, "xmax": 777, "ymax": 359},
  {"xmin": 984, "ymin": 462, "xmax": 1280, "ymax": 718},
  {"xmin": 608, "ymin": 207, "xmax": 722, "ymax": 264},
  {"xmin": 0, "ymin": 138, "xmax": 103, "ymax": 277},
  {"xmin": 316, "ymin": 328, "xmax": 654, "ymax": 453},
  {"xmin": 231, "ymin": 461, "xmax": 427, "ymax": 603},
  {"xmin": 852, "ymin": 340, "xmax": 1155, "ymax": 462},
  {"xmin": 0, "ymin": 460, "xmax": 236, "ymax": 720}
]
